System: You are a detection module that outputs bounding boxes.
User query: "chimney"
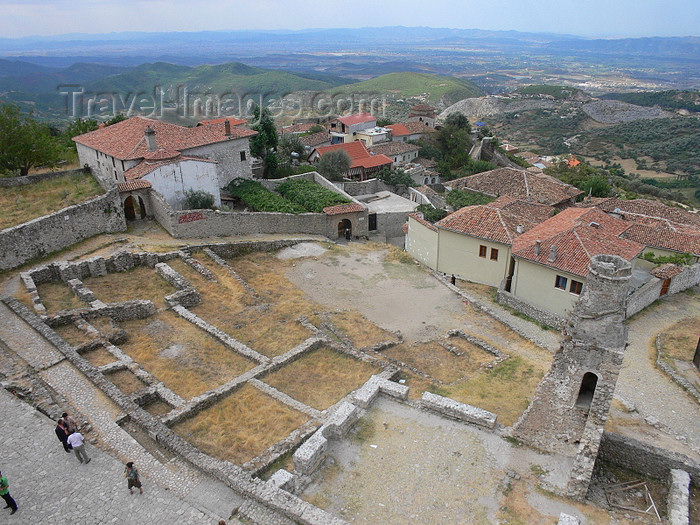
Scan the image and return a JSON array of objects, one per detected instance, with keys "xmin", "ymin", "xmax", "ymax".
[
  {"xmin": 549, "ymin": 245, "xmax": 557, "ymax": 262},
  {"xmin": 589, "ymin": 221, "xmax": 600, "ymax": 228},
  {"xmin": 534, "ymin": 240, "xmax": 541, "ymax": 256},
  {"xmin": 516, "ymin": 224, "xmax": 524, "ymax": 234},
  {"xmin": 224, "ymin": 119, "xmax": 231, "ymax": 137},
  {"xmin": 144, "ymin": 126, "xmax": 157, "ymax": 152}
]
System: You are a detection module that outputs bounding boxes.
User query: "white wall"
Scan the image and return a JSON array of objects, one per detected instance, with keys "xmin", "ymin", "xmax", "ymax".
[
  {"xmin": 183, "ymin": 137, "xmax": 253, "ymax": 188},
  {"xmin": 144, "ymin": 159, "xmax": 221, "ymax": 209}
]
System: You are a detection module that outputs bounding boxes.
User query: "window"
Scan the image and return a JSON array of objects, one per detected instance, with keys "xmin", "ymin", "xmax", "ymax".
[
  {"xmin": 479, "ymin": 245, "xmax": 487, "ymax": 258},
  {"xmin": 240, "ymin": 151, "xmax": 246, "ymax": 161},
  {"xmin": 570, "ymin": 280, "xmax": 583, "ymax": 295},
  {"xmin": 490, "ymin": 248, "xmax": 499, "ymax": 261},
  {"xmin": 555, "ymin": 275, "xmax": 568, "ymax": 290}
]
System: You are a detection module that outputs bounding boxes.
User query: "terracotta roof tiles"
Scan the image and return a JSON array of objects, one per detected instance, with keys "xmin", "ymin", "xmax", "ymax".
[
  {"xmin": 117, "ymin": 180, "xmax": 152, "ymax": 192},
  {"xmin": 323, "ymin": 203, "xmax": 365, "ymax": 215},
  {"xmin": 368, "ymin": 142, "xmax": 420, "ymax": 156}
]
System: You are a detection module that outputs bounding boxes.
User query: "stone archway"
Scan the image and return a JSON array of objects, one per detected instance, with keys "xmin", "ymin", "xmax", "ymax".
[
  {"xmin": 124, "ymin": 196, "xmax": 136, "ymax": 221},
  {"xmin": 338, "ymin": 219, "xmax": 352, "ymax": 239}
]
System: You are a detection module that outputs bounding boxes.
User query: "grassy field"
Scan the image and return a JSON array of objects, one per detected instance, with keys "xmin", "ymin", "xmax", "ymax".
[
  {"xmin": 106, "ymin": 368, "xmax": 146, "ymax": 395},
  {"xmin": 263, "ymin": 346, "xmax": 377, "ymax": 410},
  {"xmin": 0, "ymin": 171, "xmax": 103, "ymax": 230},
  {"xmin": 172, "ymin": 383, "xmax": 309, "ymax": 465},
  {"xmin": 83, "ymin": 266, "xmax": 176, "ymax": 308},
  {"xmin": 330, "ymin": 72, "xmax": 483, "ymax": 103},
  {"xmin": 53, "ymin": 323, "xmax": 92, "ymax": 347},
  {"xmin": 118, "ymin": 310, "xmax": 255, "ymax": 399},
  {"xmin": 35, "ymin": 281, "xmax": 84, "ymax": 313}
]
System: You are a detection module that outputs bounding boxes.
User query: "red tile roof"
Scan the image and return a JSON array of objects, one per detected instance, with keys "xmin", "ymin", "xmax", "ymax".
[
  {"xmin": 117, "ymin": 180, "xmax": 152, "ymax": 192},
  {"xmin": 368, "ymin": 142, "xmax": 420, "ymax": 156},
  {"xmin": 322, "ymin": 203, "xmax": 365, "ymax": 216},
  {"xmin": 651, "ymin": 263, "xmax": 684, "ymax": 280},
  {"xmin": 586, "ymin": 198, "xmax": 700, "ymax": 228},
  {"xmin": 335, "ymin": 113, "xmax": 376, "ymax": 126},
  {"xmin": 312, "ymin": 141, "xmax": 393, "ymax": 172},
  {"xmin": 436, "ymin": 197, "xmax": 546, "ymax": 245},
  {"xmin": 447, "ymin": 167, "xmax": 583, "ymax": 206},
  {"xmin": 387, "ymin": 122, "xmax": 437, "ymax": 136},
  {"xmin": 73, "ymin": 116, "xmax": 257, "ymax": 161},
  {"xmin": 512, "ymin": 207, "xmax": 644, "ymax": 277},
  {"xmin": 197, "ymin": 117, "xmax": 247, "ymax": 127},
  {"xmin": 408, "ymin": 213, "xmax": 438, "ymax": 232},
  {"xmin": 300, "ymin": 131, "xmax": 331, "ymax": 148},
  {"xmin": 621, "ymin": 221, "xmax": 700, "ymax": 255}
]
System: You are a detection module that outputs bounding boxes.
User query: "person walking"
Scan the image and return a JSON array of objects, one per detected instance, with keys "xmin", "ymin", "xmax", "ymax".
[
  {"xmin": 62, "ymin": 412, "xmax": 79, "ymax": 435},
  {"xmin": 0, "ymin": 470, "xmax": 18, "ymax": 515},
  {"xmin": 54, "ymin": 419, "xmax": 72, "ymax": 453},
  {"xmin": 123, "ymin": 462, "xmax": 143, "ymax": 495},
  {"xmin": 66, "ymin": 431, "xmax": 91, "ymax": 464}
]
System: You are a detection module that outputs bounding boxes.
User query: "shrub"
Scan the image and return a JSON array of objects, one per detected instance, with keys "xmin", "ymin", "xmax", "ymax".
[
  {"xmin": 224, "ymin": 179, "xmax": 305, "ymax": 213},
  {"xmin": 276, "ymin": 178, "xmax": 350, "ymax": 213},
  {"xmin": 446, "ymin": 188, "xmax": 495, "ymax": 209},
  {"xmin": 184, "ymin": 189, "xmax": 215, "ymax": 209},
  {"xmin": 416, "ymin": 204, "xmax": 447, "ymax": 223}
]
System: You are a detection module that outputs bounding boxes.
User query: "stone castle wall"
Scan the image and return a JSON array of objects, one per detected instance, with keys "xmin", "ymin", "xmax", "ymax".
[{"xmin": 0, "ymin": 188, "xmax": 126, "ymax": 270}]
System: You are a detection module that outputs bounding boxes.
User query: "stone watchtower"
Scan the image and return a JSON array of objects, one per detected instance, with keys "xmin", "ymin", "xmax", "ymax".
[{"xmin": 512, "ymin": 254, "xmax": 632, "ymax": 455}]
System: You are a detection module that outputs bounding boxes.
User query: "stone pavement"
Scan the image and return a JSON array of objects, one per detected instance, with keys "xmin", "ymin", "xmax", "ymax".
[{"xmin": 0, "ymin": 387, "xmax": 232, "ymax": 524}]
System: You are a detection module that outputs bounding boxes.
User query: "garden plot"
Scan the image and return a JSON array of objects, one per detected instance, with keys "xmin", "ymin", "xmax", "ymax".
[
  {"xmin": 169, "ymin": 255, "xmax": 313, "ymax": 357},
  {"xmin": 35, "ymin": 281, "xmax": 84, "ymax": 313},
  {"xmin": 105, "ymin": 368, "xmax": 146, "ymax": 395},
  {"xmin": 263, "ymin": 346, "xmax": 378, "ymax": 411},
  {"xmin": 82, "ymin": 266, "xmax": 176, "ymax": 308},
  {"xmin": 118, "ymin": 310, "xmax": 255, "ymax": 400},
  {"xmin": 172, "ymin": 383, "xmax": 309, "ymax": 465}
]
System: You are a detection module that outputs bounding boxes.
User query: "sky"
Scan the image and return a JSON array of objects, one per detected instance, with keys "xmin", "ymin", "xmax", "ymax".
[{"xmin": 0, "ymin": 0, "xmax": 698, "ymax": 39}]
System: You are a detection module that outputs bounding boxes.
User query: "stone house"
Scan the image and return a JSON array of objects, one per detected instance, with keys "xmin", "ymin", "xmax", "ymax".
[
  {"xmin": 407, "ymin": 104, "xmax": 437, "ymax": 128},
  {"xmin": 328, "ymin": 113, "xmax": 377, "ymax": 144},
  {"xmin": 387, "ymin": 122, "xmax": 437, "ymax": 142},
  {"xmin": 354, "ymin": 126, "xmax": 392, "ymax": 146},
  {"xmin": 300, "ymin": 131, "xmax": 332, "ymax": 152},
  {"xmin": 446, "ymin": 167, "xmax": 583, "ymax": 209},
  {"xmin": 368, "ymin": 142, "xmax": 420, "ymax": 166},
  {"xmin": 505, "ymin": 207, "xmax": 645, "ymax": 322},
  {"xmin": 406, "ymin": 196, "xmax": 554, "ymax": 287},
  {"xmin": 73, "ymin": 116, "xmax": 257, "ymax": 213},
  {"xmin": 308, "ymin": 141, "xmax": 393, "ymax": 181}
]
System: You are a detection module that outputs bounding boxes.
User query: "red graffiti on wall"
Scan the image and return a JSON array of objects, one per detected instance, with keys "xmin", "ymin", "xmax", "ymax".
[{"xmin": 178, "ymin": 212, "xmax": 205, "ymax": 224}]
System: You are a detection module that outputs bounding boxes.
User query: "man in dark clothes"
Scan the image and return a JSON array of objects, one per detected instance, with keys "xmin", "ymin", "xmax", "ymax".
[
  {"xmin": 0, "ymin": 470, "xmax": 18, "ymax": 515},
  {"xmin": 55, "ymin": 419, "xmax": 71, "ymax": 453}
]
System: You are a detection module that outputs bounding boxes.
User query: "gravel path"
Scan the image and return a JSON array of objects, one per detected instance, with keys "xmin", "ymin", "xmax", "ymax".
[{"xmin": 614, "ymin": 292, "xmax": 700, "ymax": 457}]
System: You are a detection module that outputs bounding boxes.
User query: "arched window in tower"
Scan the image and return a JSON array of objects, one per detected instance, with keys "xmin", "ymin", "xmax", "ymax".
[{"xmin": 575, "ymin": 372, "xmax": 598, "ymax": 411}]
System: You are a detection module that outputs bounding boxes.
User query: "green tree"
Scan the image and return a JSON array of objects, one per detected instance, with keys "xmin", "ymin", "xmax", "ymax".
[
  {"xmin": 316, "ymin": 150, "xmax": 351, "ymax": 181},
  {"xmin": 444, "ymin": 112, "xmax": 471, "ymax": 132},
  {"xmin": 446, "ymin": 188, "xmax": 495, "ymax": 209},
  {"xmin": 278, "ymin": 134, "xmax": 305, "ymax": 163},
  {"xmin": 105, "ymin": 114, "xmax": 128, "ymax": 126},
  {"xmin": 416, "ymin": 204, "xmax": 448, "ymax": 223},
  {"xmin": 377, "ymin": 167, "xmax": 416, "ymax": 187},
  {"xmin": 184, "ymin": 189, "xmax": 216, "ymax": 209},
  {"xmin": 249, "ymin": 105, "xmax": 279, "ymax": 178},
  {"xmin": 376, "ymin": 117, "xmax": 393, "ymax": 127},
  {"xmin": 306, "ymin": 124, "xmax": 325, "ymax": 134},
  {"xmin": 0, "ymin": 104, "xmax": 62, "ymax": 176},
  {"xmin": 62, "ymin": 118, "xmax": 99, "ymax": 151}
]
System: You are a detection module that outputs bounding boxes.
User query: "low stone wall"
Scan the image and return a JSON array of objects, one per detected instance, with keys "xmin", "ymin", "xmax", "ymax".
[
  {"xmin": 497, "ymin": 289, "xmax": 566, "ymax": 330},
  {"xmin": 149, "ymin": 185, "xmax": 368, "ymax": 240},
  {"xmin": 353, "ymin": 374, "xmax": 410, "ymax": 408},
  {"xmin": 420, "ymin": 392, "xmax": 497, "ymax": 429},
  {"xmin": 669, "ymin": 263, "xmax": 700, "ymax": 295},
  {"xmin": 626, "ymin": 276, "xmax": 663, "ymax": 317},
  {"xmin": 0, "ymin": 188, "xmax": 126, "ymax": 270},
  {"xmin": 0, "ymin": 167, "xmax": 89, "ymax": 187},
  {"xmin": 668, "ymin": 469, "xmax": 691, "ymax": 525},
  {"xmin": 656, "ymin": 334, "xmax": 700, "ymax": 403},
  {"xmin": 597, "ymin": 432, "xmax": 700, "ymax": 483},
  {"xmin": 566, "ymin": 425, "xmax": 604, "ymax": 500}
]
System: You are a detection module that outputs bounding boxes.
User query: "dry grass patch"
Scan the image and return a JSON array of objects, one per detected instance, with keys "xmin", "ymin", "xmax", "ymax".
[
  {"xmin": 327, "ymin": 311, "xmax": 397, "ymax": 348},
  {"xmin": 398, "ymin": 371, "xmax": 434, "ymax": 401},
  {"xmin": 106, "ymin": 369, "xmax": 146, "ymax": 395},
  {"xmin": 36, "ymin": 281, "xmax": 84, "ymax": 313},
  {"xmin": 659, "ymin": 317, "xmax": 700, "ymax": 361},
  {"xmin": 142, "ymin": 398, "xmax": 172, "ymax": 418},
  {"xmin": 172, "ymin": 383, "xmax": 309, "ymax": 465},
  {"xmin": 0, "ymin": 171, "xmax": 103, "ymax": 230},
  {"xmin": 383, "ymin": 340, "xmax": 492, "ymax": 384},
  {"xmin": 118, "ymin": 310, "xmax": 255, "ymax": 399},
  {"xmin": 81, "ymin": 346, "xmax": 117, "ymax": 367},
  {"xmin": 83, "ymin": 266, "xmax": 175, "ymax": 308},
  {"xmin": 441, "ymin": 356, "xmax": 547, "ymax": 426},
  {"xmin": 53, "ymin": 323, "xmax": 92, "ymax": 347},
  {"xmin": 264, "ymin": 347, "xmax": 377, "ymax": 410}
]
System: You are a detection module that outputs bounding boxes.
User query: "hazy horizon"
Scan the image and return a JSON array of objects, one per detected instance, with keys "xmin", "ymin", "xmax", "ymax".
[{"xmin": 0, "ymin": 0, "xmax": 698, "ymax": 40}]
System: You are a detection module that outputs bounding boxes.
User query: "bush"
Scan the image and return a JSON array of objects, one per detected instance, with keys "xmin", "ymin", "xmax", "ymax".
[
  {"xmin": 184, "ymin": 189, "xmax": 215, "ymax": 210},
  {"xmin": 446, "ymin": 188, "xmax": 495, "ymax": 209},
  {"xmin": 224, "ymin": 178, "xmax": 305, "ymax": 213},
  {"xmin": 276, "ymin": 178, "xmax": 350, "ymax": 213},
  {"xmin": 377, "ymin": 167, "xmax": 416, "ymax": 187},
  {"xmin": 316, "ymin": 150, "xmax": 351, "ymax": 181},
  {"xmin": 416, "ymin": 204, "xmax": 448, "ymax": 223}
]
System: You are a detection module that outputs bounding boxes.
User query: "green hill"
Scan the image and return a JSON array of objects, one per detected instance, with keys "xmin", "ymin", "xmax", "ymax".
[
  {"xmin": 330, "ymin": 72, "xmax": 483, "ymax": 104},
  {"xmin": 514, "ymin": 85, "xmax": 588, "ymax": 100},
  {"xmin": 601, "ymin": 90, "xmax": 700, "ymax": 113},
  {"xmin": 87, "ymin": 61, "xmax": 350, "ymax": 95}
]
